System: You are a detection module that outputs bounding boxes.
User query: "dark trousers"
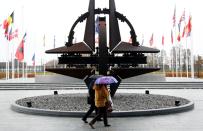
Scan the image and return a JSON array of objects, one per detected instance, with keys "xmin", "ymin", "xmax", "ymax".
[
  {"xmin": 89, "ymin": 107, "xmax": 108, "ymax": 125},
  {"xmin": 82, "ymin": 104, "xmax": 98, "ymax": 120}
]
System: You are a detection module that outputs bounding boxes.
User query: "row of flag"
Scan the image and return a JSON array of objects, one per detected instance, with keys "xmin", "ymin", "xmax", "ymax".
[
  {"xmin": 1, "ymin": 7, "xmax": 193, "ymax": 66},
  {"xmin": 1, "ymin": 11, "xmax": 35, "ymax": 66},
  {"xmin": 148, "ymin": 7, "xmax": 192, "ymax": 47}
]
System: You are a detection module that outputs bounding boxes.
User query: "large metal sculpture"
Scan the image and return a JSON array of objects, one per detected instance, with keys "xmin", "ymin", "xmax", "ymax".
[{"xmin": 46, "ymin": 0, "xmax": 160, "ymax": 96}]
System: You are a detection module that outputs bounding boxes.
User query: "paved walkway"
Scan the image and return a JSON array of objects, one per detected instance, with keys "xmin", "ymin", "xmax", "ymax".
[{"xmin": 0, "ymin": 89, "xmax": 203, "ymax": 131}]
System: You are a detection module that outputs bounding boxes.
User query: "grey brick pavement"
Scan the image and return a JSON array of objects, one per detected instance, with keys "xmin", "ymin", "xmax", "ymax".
[{"xmin": 0, "ymin": 89, "xmax": 203, "ymax": 131}]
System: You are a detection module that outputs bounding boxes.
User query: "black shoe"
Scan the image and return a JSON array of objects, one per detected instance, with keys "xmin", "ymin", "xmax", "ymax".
[
  {"xmin": 104, "ymin": 124, "xmax": 111, "ymax": 127},
  {"xmin": 97, "ymin": 118, "xmax": 103, "ymax": 121},
  {"xmin": 89, "ymin": 123, "xmax": 95, "ymax": 129},
  {"xmin": 82, "ymin": 118, "xmax": 88, "ymax": 123}
]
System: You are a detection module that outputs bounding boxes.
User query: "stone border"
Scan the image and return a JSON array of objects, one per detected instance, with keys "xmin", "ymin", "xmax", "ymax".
[{"xmin": 11, "ymin": 101, "xmax": 194, "ymax": 117}]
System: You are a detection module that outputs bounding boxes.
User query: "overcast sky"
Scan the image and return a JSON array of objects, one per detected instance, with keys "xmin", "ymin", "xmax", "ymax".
[{"xmin": 0, "ymin": 0, "xmax": 203, "ymax": 65}]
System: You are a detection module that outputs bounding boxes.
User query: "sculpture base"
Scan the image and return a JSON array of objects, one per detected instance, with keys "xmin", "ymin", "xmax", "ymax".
[{"xmin": 11, "ymin": 93, "xmax": 194, "ymax": 117}]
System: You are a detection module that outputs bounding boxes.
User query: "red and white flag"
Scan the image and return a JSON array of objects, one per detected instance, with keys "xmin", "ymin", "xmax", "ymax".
[
  {"xmin": 172, "ymin": 6, "xmax": 176, "ymax": 27},
  {"xmin": 8, "ymin": 28, "xmax": 18, "ymax": 41},
  {"xmin": 186, "ymin": 15, "xmax": 192, "ymax": 37},
  {"xmin": 171, "ymin": 30, "xmax": 173, "ymax": 44},
  {"xmin": 149, "ymin": 33, "xmax": 153, "ymax": 46},
  {"xmin": 15, "ymin": 33, "xmax": 26, "ymax": 62},
  {"xmin": 162, "ymin": 35, "xmax": 164, "ymax": 46}
]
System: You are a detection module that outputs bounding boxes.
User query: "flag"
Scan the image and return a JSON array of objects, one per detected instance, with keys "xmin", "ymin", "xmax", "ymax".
[
  {"xmin": 177, "ymin": 33, "xmax": 181, "ymax": 42},
  {"xmin": 162, "ymin": 35, "xmax": 164, "ymax": 46},
  {"xmin": 3, "ymin": 19, "xmax": 9, "ymax": 30},
  {"xmin": 3, "ymin": 20, "xmax": 9, "ymax": 36},
  {"xmin": 8, "ymin": 11, "xmax": 14, "ymax": 24},
  {"xmin": 179, "ymin": 9, "xmax": 185, "ymax": 23},
  {"xmin": 95, "ymin": 16, "xmax": 99, "ymax": 43},
  {"xmin": 186, "ymin": 15, "xmax": 192, "ymax": 37},
  {"xmin": 32, "ymin": 53, "xmax": 35, "ymax": 66},
  {"xmin": 3, "ymin": 11, "xmax": 14, "ymax": 36},
  {"xmin": 149, "ymin": 33, "xmax": 153, "ymax": 46},
  {"xmin": 8, "ymin": 27, "xmax": 13, "ymax": 40},
  {"xmin": 172, "ymin": 6, "xmax": 176, "ymax": 27},
  {"xmin": 171, "ymin": 30, "xmax": 173, "ymax": 44},
  {"xmin": 182, "ymin": 26, "xmax": 186, "ymax": 38},
  {"xmin": 8, "ymin": 28, "xmax": 18, "ymax": 41},
  {"xmin": 177, "ymin": 10, "xmax": 185, "ymax": 41},
  {"xmin": 13, "ymin": 29, "xmax": 18, "ymax": 38},
  {"xmin": 15, "ymin": 33, "xmax": 26, "ymax": 62}
]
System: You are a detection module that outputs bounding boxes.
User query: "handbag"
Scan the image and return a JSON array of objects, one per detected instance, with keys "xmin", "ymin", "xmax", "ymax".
[
  {"xmin": 105, "ymin": 101, "xmax": 113, "ymax": 112},
  {"xmin": 106, "ymin": 95, "xmax": 113, "ymax": 112}
]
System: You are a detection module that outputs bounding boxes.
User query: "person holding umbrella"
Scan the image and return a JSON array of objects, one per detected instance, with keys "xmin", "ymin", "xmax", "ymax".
[
  {"xmin": 82, "ymin": 79, "xmax": 103, "ymax": 123},
  {"xmin": 89, "ymin": 76, "xmax": 117, "ymax": 129}
]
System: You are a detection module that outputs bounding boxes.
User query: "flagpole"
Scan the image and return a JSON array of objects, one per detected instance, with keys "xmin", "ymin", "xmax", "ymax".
[
  {"xmin": 179, "ymin": 43, "xmax": 182, "ymax": 77},
  {"xmin": 175, "ymin": 29, "xmax": 178, "ymax": 77},
  {"xmin": 179, "ymin": 9, "xmax": 186, "ymax": 78},
  {"xmin": 12, "ymin": 40, "xmax": 15, "ymax": 79},
  {"xmin": 21, "ymin": 5, "xmax": 25, "ymax": 80},
  {"xmin": 189, "ymin": 14, "xmax": 194, "ymax": 78},
  {"xmin": 44, "ymin": 60, "xmax": 45, "ymax": 75},
  {"xmin": 190, "ymin": 30, "xmax": 194, "ymax": 78},
  {"xmin": 163, "ymin": 48, "xmax": 165, "ymax": 76},
  {"xmin": 7, "ymin": 40, "xmax": 10, "ymax": 80},
  {"xmin": 54, "ymin": 35, "xmax": 56, "ymax": 68},
  {"xmin": 22, "ymin": 60, "xmax": 24, "ymax": 79},
  {"xmin": 17, "ymin": 33, "xmax": 20, "ymax": 79},
  {"xmin": 25, "ymin": 62, "xmax": 28, "ymax": 79},
  {"xmin": 185, "ymin": 36, "xmax": 188, "ymax": 78},
  {"xmin": 11, "ymin": 22, "xmax": 15, "ymax": 79},
  {"xmin": 182, "ymin": 10, "xmax": 189, "ymax": 78},
  {"xmin": 172, "ymin": 6, "xmax": 175, "ymax": 77},
  {"xmin": 183, "ymin": 11, "xmax": 190, "ymax": 78},
  {"xmin": 41, "ymin": 58, "xmax": 43, "ymax": 74},
  {"xmin": 152, "ymin": 53, "xmax": 155, "ymax": 67},
  {"xmin": 172, "ymin": 5, "xmax": 178, "ymax": 77},
  {"xmin": 162, "ymin": 35, "xmax": 165, "ymax": 76},
  {"xmin": 6, "ymin": 45, "xmax": 8, "ymax": 80},
  {"xmin": 171, "ymin": 47, "xmax": 174, "ymax": 77},
  {"xmin": 34, "ymin": 60, "xmax": 36, "ymax": 77},
  {"xmin": 43, "ymin": 35, "xmax": 46, "ymax": 76},
  {"xmin": 17, "ymin": 60, "xmax": 19, "ymax": 79}
]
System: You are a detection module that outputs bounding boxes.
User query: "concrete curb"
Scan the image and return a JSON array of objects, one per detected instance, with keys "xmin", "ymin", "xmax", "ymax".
[{"xmin": 11, "ymin": 101, "xmax": 194, "ymax": 117}]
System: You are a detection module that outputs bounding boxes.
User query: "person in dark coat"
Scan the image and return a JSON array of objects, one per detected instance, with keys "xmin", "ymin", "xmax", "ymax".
[
  {"xmin": 82, "ymin": 80, "xmax": 102, "ymax": 123},
  {"xmin": 89, "ymin": 84, "xmax": 111, "ymax": 129}
]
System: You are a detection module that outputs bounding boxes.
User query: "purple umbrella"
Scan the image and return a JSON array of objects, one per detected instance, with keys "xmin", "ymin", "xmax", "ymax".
[{"xmin": 95, "ymin": 76, "xmax": 118, "ymax": 85}]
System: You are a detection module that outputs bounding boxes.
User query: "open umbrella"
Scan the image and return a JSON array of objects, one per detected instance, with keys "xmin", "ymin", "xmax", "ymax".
[
  {"xmin": 89, "ymin": 75, "xmax": 104, "ymax": 80},
  {"xmin": 84, "ymin": 75, "xmax": 104, "ymax": 89},
  {"xmin": 95, "ymin": 76, "xmax": 118, "ymax": 85}
]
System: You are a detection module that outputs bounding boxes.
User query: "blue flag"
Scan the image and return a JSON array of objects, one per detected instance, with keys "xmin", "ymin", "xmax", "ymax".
[{"xmin": 32, "ymin": 53, "xmax": 35, "ymax": 66}]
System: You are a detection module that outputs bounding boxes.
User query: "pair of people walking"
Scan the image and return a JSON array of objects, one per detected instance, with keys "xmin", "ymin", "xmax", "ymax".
[
  {"xmin": 82, "ymin": 75, "xmax": 117, "ymax": 129},
  {"xmin": 82, "ymin": 82, "xmax": 111, "ymax": 129},
  {"xmin": 88, "ymin": 84, "xmax": 111, "ymax": 129},
  {"xmin": 82, "ymin": 80, "xmax": 102, "ymax": 123}
]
